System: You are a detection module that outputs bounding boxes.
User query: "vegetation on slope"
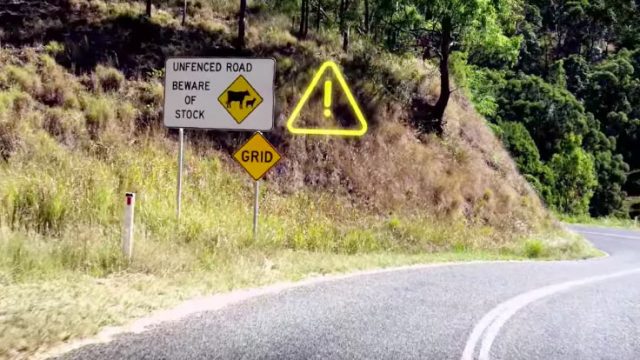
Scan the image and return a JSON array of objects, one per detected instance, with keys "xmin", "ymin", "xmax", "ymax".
[
  {"xmin": 285, "ymin": 0, "xmax": 639, "ymax": 218},
  {"xmin": 0, "ymin": 0, "xmax": 600, "ymax": 357},
  {"xmin": 463, "ymin": 1, "xmax": 640, "ymax": 218}
]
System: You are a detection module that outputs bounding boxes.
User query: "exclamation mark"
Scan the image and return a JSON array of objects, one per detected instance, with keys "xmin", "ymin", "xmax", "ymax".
[{"xmin": 323, "ymin": 79, "xmax": 332, "ymax": 118}]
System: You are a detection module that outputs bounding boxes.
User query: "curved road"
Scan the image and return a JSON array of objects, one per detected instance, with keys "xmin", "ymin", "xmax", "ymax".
[{"xmin": 55, "ymin": 225, "xmax": 640, "ymax": 360}]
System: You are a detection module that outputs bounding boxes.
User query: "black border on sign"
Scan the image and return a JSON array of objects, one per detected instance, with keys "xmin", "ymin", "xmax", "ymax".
[
  {"xmin": 163, "ymin": 57, "xmax": 276, "ymax": 132},
  {"xmin": 232, "ymin": 132, "xmax": 282, "ymax": 181}
]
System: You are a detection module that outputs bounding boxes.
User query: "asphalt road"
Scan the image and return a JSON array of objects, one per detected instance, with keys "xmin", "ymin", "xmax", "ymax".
[{"xmin": 55, "ymin": 225, "xmax": 640, "ymax": 360}]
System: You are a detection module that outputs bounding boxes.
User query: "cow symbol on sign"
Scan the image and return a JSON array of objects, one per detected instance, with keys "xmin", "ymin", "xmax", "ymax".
[
  {"xmin": 218, "ymin": 75, "xmax": 264, "ymax": 124},
  {"xmin": 226, "ymin": 91, "xmax": 250, "ymax": 109}
]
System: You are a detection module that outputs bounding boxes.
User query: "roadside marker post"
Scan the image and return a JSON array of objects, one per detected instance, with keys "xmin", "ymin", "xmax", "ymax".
[
  {"xmin": 122, "ymin": 192, "xmax": 136, "ymax": 261},
  {"xmin": 233, "ymin": 132, "xmax": 282, "ymax": 240},
  {"xmin": 163, "ymin": 57, "xmax": 276, "ymax": 222}
]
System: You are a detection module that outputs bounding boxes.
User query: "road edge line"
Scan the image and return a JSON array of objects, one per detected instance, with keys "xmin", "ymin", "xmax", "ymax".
[{"xmin": 38, "ymin": 259, "xmax": 528, "ymax": 359}]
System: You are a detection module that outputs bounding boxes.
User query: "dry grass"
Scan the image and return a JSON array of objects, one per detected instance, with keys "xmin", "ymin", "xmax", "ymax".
[{"xmin": 0, "ymin": 1, "xmax": 596, "ymax": 357}]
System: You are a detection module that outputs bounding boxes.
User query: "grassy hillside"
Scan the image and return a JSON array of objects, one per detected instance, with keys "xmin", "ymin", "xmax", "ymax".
[{"xmin": 0, "ymin": 0, "xmax": 598, "ymax": 358}]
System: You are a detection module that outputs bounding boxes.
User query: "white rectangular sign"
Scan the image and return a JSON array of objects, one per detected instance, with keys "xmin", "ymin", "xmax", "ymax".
[{"xmin": 163, "ymin": 57, "xmax": 275, "ymax": 131}]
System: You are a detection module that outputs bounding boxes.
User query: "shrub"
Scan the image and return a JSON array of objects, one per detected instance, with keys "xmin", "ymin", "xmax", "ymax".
[
  {"xmin": 5, "ymin": 65, "xmax": 41, "ymax": 95},
  {"xmin": 342, "ymin": 229, "xmax": 381, "ymax": 254},
  {"xmin": 0, "ymin": 118, "xmax": 21, "ymax": 161},
  {"xmin": 38, "ymin": 55, "xmax": 76, "ymax": 107},
  {"xmin": 524, "ymin": 239, "xmax": 544, "ymax": 258},
  {"xmin": 44, "ymin": 41, "xmax": 65, "ymax": 56},
  {"xmin": 83, "ymin": 97, "xmax": 116, "ymax": 137},
  {"xmin": 43, "ymin": 107, "xmax": 67, "ymax": 138},
  {"xmin": 387, "ymin": 216, "xmax": 401, "ymax": 231},
  {"xmin": 42, "ymin": 107, "xmax": 86, "ymax": 144},
  {"xmin": 548, "ymin": 135, "xmax": 598, "ymax": 215},
  {"xmin": 94, "ymin": 65, "xmax": 125, "ymax": 93}
]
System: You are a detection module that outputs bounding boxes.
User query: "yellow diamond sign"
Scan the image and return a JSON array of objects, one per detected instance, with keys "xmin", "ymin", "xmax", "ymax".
[
  {"xmin": 233, "ymin": 132, "xmax": 282, "ymax": 181},
  {"xmin": 218, "ymin": 75, "xmax": 264, "ymax": 124}
]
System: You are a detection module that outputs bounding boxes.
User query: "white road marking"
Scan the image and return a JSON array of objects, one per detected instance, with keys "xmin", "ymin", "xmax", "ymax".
[
  {"xmin": 461, "ymin": 267, "xmax": 640, "ymax": 360},
  {"xmin": 578, "ymin": 230, "xmax": 640, "ymax": 240}
]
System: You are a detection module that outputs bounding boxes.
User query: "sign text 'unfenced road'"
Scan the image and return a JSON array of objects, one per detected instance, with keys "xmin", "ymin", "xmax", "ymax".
[{"xmin": 164, "ymin": 58, "xmax": 275, "ymax": 131}]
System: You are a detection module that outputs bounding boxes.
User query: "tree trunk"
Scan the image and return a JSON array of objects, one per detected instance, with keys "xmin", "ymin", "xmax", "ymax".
[
  {"xmin": 182, "ymin": 0, "xmax": 187, "ymax": 25},
  {"xmin": 303, "ymin": 0, "xmax": 309, "ymax": 37},
  {"xmin": 237, "ymin": 0, "xmax": 246, "ymax": 49},
  {"xmin": 315, "ymin": 0, "xmax": 321, "ymax": 31},
  {"xmin": 342, "ymin": 26, "xmax": 350, "ymax": 51},
  {"xmin": 338, "ymin": 0, "xmax": 346, "ymax": 36},
  {"xmin": 339, "ymin": 0, "xmax": 350, "ymax": 51},
  {"xmin": 413, "ymin": 16, "xmax": 451, "ymax": 136},
  {"xmin": 146, "ymin": 0, "xmax": 152, "ymax": 17},
  {"xmin": 298, "ymin": 0, "xmax": 306, "ymax": 39},
  {"xmin": 364, "ymin": 0, "xmax": 369, "ymax": 34},
  {"xmin": 431, "ymin": 16, "xmax": 451, "ymax": 134},
  {"xmin": 338, "ymin": 0, "xmax": 345, "ymax": 31}
]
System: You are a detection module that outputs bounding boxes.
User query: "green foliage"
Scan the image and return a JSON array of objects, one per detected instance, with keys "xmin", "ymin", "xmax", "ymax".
[
  {"xmin": 496, "ymin": 72, "xmax": 589, "ymax": 159},
  {"xmin": 497, "ymin": 121, "xmax": 543, "ymax": 176},
  {"xmin": 548, "ymin": 135, "xmax": 598, "ymax": 215},
  {"xmin": 524, "ymin": 238, "xmax": 544, "ymax": 258},
  {"xmin": 563, "ymin": 55, "xmax": 590, "ymax": 95},
  {"xmin": 548, "ymin": 60, "xmax": 567, "ymax": 88},
  {"xmin": 43, "ymin": 41, "xmax": 65, "ymax": 56},
  {"xmin": 468, "ymin": 59, "xmax": 636, "ymax": 216},
  {"xmin": 466, "ymin": 66, "xmax": 507, "ymax": 118}
]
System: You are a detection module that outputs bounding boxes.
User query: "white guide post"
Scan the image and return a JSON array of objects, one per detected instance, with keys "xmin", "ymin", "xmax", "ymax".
[{"xmin": 122, "ymin": 192, "xmax": 136, "ymax": 260}]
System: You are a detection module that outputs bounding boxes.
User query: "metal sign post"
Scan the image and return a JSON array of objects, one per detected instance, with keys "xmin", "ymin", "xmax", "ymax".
[
  {"xmin": 176, "ymin": 128, "xmax": 184, "ymax": 222},
  {"xmin": 162, "ymin": 57, "xmax": 276, "ymax": 236},
  {"xmin": 232, "ymin": 132, "xmax": 281, "ymax": 242},
  {"xmin": 253, "ymin": 180, "xmax": 259, "ymax": 240}
]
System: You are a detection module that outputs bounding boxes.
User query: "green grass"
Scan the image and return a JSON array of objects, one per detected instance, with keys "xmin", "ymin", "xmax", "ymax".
[
  {"xmin": 1, "ymin": 235, "xmax": 596, "ymax": 359},
  {"xmin": 557, "ymin": 213, "xmax": 640, "ymax": 230}
]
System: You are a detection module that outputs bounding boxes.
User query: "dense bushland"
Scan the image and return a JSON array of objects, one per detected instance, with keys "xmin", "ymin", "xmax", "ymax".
[
  {"xmin": 463, "ymin": 1, "xmax": 640, "ymax": 217},
  {"xmin": 275, "ymin": 0, "xmax": 639, "ymax": 217}
]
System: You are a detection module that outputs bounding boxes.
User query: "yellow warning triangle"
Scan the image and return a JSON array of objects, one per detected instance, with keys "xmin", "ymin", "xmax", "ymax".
[{"xmin": 286, "ymin": 61, "xmax": 368, "ymax": 137}]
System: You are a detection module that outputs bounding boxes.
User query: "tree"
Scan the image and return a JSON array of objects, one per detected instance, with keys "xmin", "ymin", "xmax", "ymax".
[
  {"xmin": 146, "ymin": 0, "xmax": 152, "ymax": 17},
  {"xmin": 410, "ymin": 0, "xmax": 522, "ymax": 135},
  {"xmin": 363, "ymin": 0, "xmax": 370, "ymax": 34},
  {"xmin": 315, "ymin": 0, "xmax": 322, "ymax": 31},
  {"xmin": 548, "ymin": 135, "xmax": 598, "ymax": 215},
  {"xmin": 498, "ymin": 121, "xmax": 545, "ymax": 176},
  {"xmin": 474, "ymin": 69, "xmax": 628, "ymax": 216},
  {"xmin": 515, "ymin": 3, "xmax": 544, "ymax": 75},
  {"xmin": 563, "ymin": 54, "xmax": 590, "ymax": 95},
  {"xmin": 237, "ymin": 0, "xmax": 247, "ymax": 49},
  {"xmin": 495, "ymin": 73, "xmax": 589, "ymax": 160},
  {"xmin": 298, "ymin": 0, "xmax": 310, "ymax": 39},
  {"xmin": 497, "ymin": 121, "xmax": 556, "ymax": 201},
  {"xmin": 182, "ymin": 0, "xmax": 187, "ymax": 26},
  {"xmin": 590, "ymin": 150, "xmax": 628, "ymax": 216}
]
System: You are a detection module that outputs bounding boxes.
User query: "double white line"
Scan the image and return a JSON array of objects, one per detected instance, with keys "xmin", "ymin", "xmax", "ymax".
[{"xmin": 461, "ymin": 267, "xmax": 640, "ymax": 360}]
